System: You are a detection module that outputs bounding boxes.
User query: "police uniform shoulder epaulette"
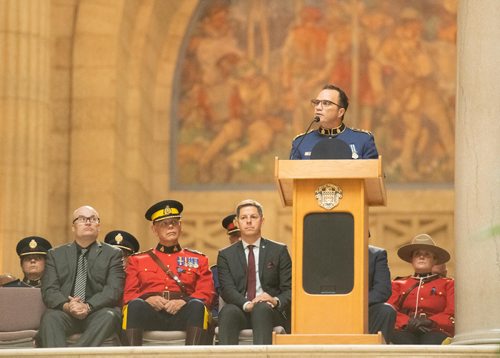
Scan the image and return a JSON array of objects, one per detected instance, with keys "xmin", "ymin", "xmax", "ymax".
[
  {"xmin": 131, "ymin": 249, "xmax": 151, "ymax": 257},
  {"xmin": 351, "ymin": 127, "xmax": 373, "ymax": 136},
  {"xmin": 184, "ymin": 248, "xmax": 206, "ymax": 256},
  {"xmin": 292, "ymin": 132, "xmax": 307, "ymax": 141},
  {"xmin": 393, "ymin": 275, "xmax": 410, "ymax": 281}
]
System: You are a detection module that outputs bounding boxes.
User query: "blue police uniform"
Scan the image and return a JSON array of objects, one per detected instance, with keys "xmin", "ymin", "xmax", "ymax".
[{"xmin": 289, "ymin": 124, "xmax": 378, "ymax": 160}]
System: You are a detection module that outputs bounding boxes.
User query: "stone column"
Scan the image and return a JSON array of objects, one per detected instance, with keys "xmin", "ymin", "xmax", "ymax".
[
  {"xmin": 453, "ymin": 0, "xmax": 500, "ymax": 345},
  {"xmin": 0, "ymin": 0, "xmax": 51, "ymax": 274}
]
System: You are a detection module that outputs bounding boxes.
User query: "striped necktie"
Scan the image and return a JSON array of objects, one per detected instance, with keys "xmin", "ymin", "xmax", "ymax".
[{"xmin": 74, "ymin": 248, "xmax": 88, "ymax": 301}]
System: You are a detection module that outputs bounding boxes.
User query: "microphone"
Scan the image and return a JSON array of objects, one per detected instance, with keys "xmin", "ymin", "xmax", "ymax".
[{"xmin": 290, "ymin": 116, "xmax": 320, "ymax": 159}]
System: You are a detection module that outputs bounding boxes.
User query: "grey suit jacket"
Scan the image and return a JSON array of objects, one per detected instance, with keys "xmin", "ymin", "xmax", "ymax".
[
  {"xmin": 368, "ymin": 245, "xmax": 392, "ymax": 306},
  {"xmin": 42, "ymin": 241, "xmax": 124, "ymax": 311},
  {"xmin": 217, "ymin": 238, "xmax": 292, "ymax": 316}
]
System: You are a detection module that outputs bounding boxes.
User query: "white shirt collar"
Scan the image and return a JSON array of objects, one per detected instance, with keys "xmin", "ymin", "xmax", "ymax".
[{"xmin": 242, "ymin": 238, "xmax": 261, "ymax": 249}]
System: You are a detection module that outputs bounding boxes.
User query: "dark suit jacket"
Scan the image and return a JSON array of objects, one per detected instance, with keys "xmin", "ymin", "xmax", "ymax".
[
  {"xmin": 368, "ymin": 245, "xmax": 392, "ymax": 306},
  {"xmin": 217, "ymin": 238, "xmax": 292, "ymax": 316},
  {"xmin": 42, "ymin": 241, "xmax": 124, "ymax": 311}
]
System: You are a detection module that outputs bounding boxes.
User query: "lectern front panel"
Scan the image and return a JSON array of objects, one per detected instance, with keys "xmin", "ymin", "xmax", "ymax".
[{"xmin": 303, "ymin": 212, "xmax": 354, "ymax": 294}]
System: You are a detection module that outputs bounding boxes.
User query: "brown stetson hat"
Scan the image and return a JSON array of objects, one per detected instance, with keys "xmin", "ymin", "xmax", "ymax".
[{"xmin": 397, "ymin": 234, "xmax": 450, "ymax": 265}]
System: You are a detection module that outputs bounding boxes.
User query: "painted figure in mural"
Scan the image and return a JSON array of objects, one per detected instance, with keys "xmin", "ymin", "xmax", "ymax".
[
  {"xmin": 217, "ymin": 199, "xmax": 291, "ymax": 345},
  {"xmin": 282, "ymin": 6, "xmax": 336, "ymax": 136},
  {"xmin": 376, "ymin": 7, "xmax": 454, "ymax": 180},
  {"xmin": 123, "ymin": 200, "xmax": 215, "ymax": 346},
  {"xmin": 387, "ymin": 234, "xmax": 454, "ymax": 344},
  {"xmin": 1, "ymin": 236, "xmax": 52, "ymax": 288},
  {"xmin": 289, "ymin": 84, "xmax": 378, "ymax": 160}
]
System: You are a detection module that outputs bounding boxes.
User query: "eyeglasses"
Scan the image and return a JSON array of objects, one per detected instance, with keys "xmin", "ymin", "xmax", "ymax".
[
  {"xmin": 155, "ymin": 218, "xmax": 181, "ymax": 227},
  {"xmin": 72, "ymin": 216, "xmax": 100, "ymax": 224},
  {"xmin": 310, "ymin": 99, "xmax": 342, "ymax": 108}
]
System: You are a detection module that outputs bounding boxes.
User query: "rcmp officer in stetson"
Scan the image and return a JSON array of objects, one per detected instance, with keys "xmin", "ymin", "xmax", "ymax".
[
  {"xmin": 122, "ymin": 200, "xmax": 215, "ymax": 346},
  {"xmin": 2, "ymin": 236, "xmax": 52, "ymax": 287},
  {"xmin": 289, "ymin": 84, "xmax": 379, "ymax": 160}
]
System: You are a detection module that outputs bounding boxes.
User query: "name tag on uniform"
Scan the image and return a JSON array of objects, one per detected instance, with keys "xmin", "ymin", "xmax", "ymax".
[{"xmin": 305, "ymin": 152, "xmax": 311, "ymax": 157}]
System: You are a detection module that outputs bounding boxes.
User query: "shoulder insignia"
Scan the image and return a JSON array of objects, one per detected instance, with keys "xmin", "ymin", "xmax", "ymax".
[
  {"xmin": 292, "ymin": 132, "xmax": 307, "ymax": 141},
  {"xmin": 393, "ymin": 275, "xmax": 410, "ymax": 281},
  {"xmin": 184, "ymin": 248, "xmax": 206, "ymax": 256},
  {"xmin": 351, "ymin": 127, "xmax": 373, "ymax": 136},
  {"xmin": 132, "ymin": 248, "xmax": 152, "ymax": 257}
]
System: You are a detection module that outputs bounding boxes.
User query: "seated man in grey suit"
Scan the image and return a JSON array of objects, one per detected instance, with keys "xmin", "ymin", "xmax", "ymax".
[
  {"xmin": 217, "ymin": 199, "xmax": 292, "ymax": 345},
  {"xmin": 368, "ymin": 244, "xmax": 396, "ymax": 343},
  {"xmin": 38, "ymin": 205, "xmax": 125, "ymax": 347}
]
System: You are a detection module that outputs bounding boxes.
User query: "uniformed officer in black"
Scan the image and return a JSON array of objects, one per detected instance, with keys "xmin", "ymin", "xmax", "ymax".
[
  {"xmin": 211, "ymin": 214, "xmax": 241, "ymax": 319},
  {"xmin": 2, "ymin": 236, "xmax": 52, "ymax": 287},
  {"xmin": 104, "ymin": 230, "xmax": 140, "ymax": 267},
  {"xmin": 290, "ymin": 84, "xmax": 379, "ymax": 160}
]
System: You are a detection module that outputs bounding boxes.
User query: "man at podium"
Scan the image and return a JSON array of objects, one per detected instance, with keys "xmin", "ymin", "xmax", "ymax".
[{"xmin": 289, "ymin": 84, "xmax": 379, "ymax": 160}]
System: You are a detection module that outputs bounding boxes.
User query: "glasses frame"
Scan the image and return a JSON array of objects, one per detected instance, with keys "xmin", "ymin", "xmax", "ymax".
[
  {"xmin": 72, "ymin": 216, "xmax": 100, "ymax": 224},
  {"xmin": 310, "ymin": 99, "xmax": 342, "ymax": 108}
]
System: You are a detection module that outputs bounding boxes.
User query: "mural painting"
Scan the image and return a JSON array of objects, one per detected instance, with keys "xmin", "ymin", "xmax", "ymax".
[{"xmin": 171, "ymin": 0, "xmax": 457, "ymax": 188}]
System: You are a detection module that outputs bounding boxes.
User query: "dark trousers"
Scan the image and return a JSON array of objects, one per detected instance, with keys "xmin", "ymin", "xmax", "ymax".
[
  {"xmin": 125, "ymin": 298, "xmax": 206, "ymax": 331},
  {"xmin": 368, "ymin": 302, "xmax": 396, "ymax": 343},
  {"xmin": 391, "ymin": 330, "xmax": 449, "ymax": 344},
  {"xmin": 38, "ymin": 307, "xmax": 121, "ymax": 347},
  {"xmin": 218, "ymin": 302, "xmax": 287, "ymax": 345}
]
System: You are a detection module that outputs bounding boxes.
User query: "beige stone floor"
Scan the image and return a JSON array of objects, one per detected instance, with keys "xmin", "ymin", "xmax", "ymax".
[{"xmin": 1, "ymin": 345, "xmax": 500, "ymax": 358}]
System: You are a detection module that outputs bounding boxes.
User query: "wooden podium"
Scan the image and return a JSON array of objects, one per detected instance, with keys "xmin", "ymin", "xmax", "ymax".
[{"xmin": 273, "ymin": 157, "xmax": 387, "ymax": 345}]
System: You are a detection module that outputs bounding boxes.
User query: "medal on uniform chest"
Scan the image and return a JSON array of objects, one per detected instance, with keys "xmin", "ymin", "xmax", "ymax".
[{"xmin": 350, "ymin": 144, "xmax": 359, "ymax": 159}]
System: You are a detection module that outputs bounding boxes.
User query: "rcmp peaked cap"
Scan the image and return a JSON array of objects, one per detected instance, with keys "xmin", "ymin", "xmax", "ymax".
[
  {"xmin": 104, "ymin": 230, "xmax": 140, "ymax": 254},
  {"xmin": 145, "ymin": 200, "xmax": 183, "ymax": 222},
  {"xmin": 397, "ymin": 233, "xmax": 450, "ymax": 265},
  {"xmin": 16, "ymin": 236, "xmax": 52, "ymax": 257},
  {"xmin": 222, "ymin": 214, "xmax": 240, "ymax": 235}
]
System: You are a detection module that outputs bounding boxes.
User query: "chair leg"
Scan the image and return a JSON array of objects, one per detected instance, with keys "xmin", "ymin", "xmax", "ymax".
[
  {"xmin": 125, "ymin": 328, "xmax": 143, "ymax": 346},
  {"xmin": 185, "ymin": 326, "xmax": 204, "ymax": 345}
]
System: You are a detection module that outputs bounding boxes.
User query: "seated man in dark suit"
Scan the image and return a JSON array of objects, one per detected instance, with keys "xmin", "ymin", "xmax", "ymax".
[
  {"xmin": 368, "ymin": 244, "xmax": 396, "ymax": 343},
  {"xmin": 38, "ymin": 205, "xmax": 124, "ymax": 347},
  {"xmin": 217, "ymin": 199, "xmax": 292, "ymax": 345}
]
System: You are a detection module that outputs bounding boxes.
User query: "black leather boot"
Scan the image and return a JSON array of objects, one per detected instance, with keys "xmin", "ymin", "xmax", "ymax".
[
  {"xmin": 125, "ymin": 328, "xmax": 143, "ymax": 346},
  {"xmin": 185, "ymin": 326, "xmax": 204, "ymax": 345}
]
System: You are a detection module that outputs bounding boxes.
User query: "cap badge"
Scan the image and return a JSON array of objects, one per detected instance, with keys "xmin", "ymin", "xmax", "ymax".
[
  {"xmin": 29, "ymin": 239, "xmax": 38, "ymax": 249},
  {"xmin": 315, "ymin": 183, "xmax": 343, "ymax": 210},
  {"xmin": 164, "ymin": 206, "xmax": 172, "ymax": 215},
  {"xmin": 115, "ymin": 233, "xmax": 123, "ymax": 244}
]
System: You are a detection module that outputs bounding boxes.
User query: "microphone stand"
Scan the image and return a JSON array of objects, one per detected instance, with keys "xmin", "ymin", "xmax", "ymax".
[{"xmin": 290, "ymin": 116, "xmax": 320, "ymax": 159}]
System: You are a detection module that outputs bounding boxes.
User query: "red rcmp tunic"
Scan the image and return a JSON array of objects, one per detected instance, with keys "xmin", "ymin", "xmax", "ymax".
[
  {"xmin": 123, "ymin": 243, "xmax": 215, "ymax": 308},
  {"xmin": 387, "ymin": 274, "xmax": 455, "ymax": 337}
]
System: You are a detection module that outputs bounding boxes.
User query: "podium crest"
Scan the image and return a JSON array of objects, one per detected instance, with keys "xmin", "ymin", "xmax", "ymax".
[{"xmin": 315, "ymin": 184, "xmax": 343, "ymax": 210}]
